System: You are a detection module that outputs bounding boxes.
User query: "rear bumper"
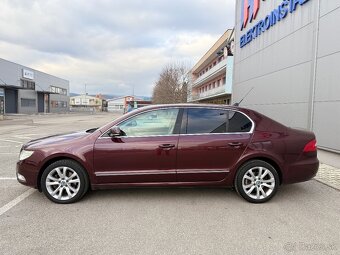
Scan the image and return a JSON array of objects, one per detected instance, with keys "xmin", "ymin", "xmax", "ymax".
[{"xmin": 282, "ymin": 158, "xmax": 319, "ymax": 184}]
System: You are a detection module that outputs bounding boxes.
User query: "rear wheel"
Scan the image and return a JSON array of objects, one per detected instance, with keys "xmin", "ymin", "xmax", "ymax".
[
  {"xmin": 41, "ymin": 159, "xmax": 89, "ymax": 204},
  {"xmin": 235, "ymin": 160, "xmax": 279, "ymax": 203}
]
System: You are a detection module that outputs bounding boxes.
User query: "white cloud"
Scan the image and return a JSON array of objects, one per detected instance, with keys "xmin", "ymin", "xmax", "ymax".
[{"xmin": 0, "ymin": 0, "xmax": 235, "ymax": 96}]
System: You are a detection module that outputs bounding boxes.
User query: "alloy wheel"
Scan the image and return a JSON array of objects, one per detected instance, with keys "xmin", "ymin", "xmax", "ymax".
[
  {"xmin": 45, "ymin": 166, "xmax": 81, "ymax": 201},
  {"xmin": 242, "ymin": 166, "xmax": 276, "ymax": 200}
]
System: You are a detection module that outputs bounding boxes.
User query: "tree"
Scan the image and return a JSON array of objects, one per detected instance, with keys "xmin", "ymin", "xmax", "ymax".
[{"xmin": 152, "ymin": 62, "xmax": 188, "ymax": 104}]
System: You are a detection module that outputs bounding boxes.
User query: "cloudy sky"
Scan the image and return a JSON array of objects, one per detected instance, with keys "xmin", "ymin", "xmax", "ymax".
[{"xmin": 0, "ymin": 0, "xmax": 235, "ymax": 96}]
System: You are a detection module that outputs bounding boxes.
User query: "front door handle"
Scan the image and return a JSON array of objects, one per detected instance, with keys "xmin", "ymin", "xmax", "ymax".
[
  {"xmin": 159, "ymin": 144, "xmax": 175, "ymax": 149},
  {"xmin": 228, "ymin": 142, "xmax": 243, "ymax": 148}
]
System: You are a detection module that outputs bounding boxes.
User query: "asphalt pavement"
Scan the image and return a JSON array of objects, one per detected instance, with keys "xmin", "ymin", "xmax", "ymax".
[{"xmin": 0, "ymin": 113, "xmax": 339, "ymax": 255}]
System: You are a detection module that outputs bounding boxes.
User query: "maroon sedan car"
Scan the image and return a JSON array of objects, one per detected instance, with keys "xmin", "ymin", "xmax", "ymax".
[{"xmin": 17, "ymin": 104, "xmax": 319, "ymax": 204}]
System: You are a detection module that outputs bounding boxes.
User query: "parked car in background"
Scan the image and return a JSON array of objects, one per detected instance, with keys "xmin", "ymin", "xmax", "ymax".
[{"xmin": 17, "ymin": 104, "xmax": 319, "ymax": 203}]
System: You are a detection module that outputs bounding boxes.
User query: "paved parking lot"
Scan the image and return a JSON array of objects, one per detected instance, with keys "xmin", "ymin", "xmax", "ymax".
[{"xmin": 0, "ymin": 113, "xmax": 339, "ymax": 255}]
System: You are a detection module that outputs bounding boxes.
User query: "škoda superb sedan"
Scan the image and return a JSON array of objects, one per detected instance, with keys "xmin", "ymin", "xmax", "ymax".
[{"xmin": 17, "ymin": 104, "xmax": 319, "ymax": 203}]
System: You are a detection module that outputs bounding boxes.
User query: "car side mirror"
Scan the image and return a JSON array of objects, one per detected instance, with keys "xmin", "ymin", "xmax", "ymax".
[{"xmin": 109, "ymin": 126, "xmax": 123, "ymax": 137}]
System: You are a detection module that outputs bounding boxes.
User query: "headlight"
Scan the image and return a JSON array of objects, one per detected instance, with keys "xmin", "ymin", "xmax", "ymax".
[{"xmin": 19, "ymin": 150, "xmax": 34, "ymax": 161}]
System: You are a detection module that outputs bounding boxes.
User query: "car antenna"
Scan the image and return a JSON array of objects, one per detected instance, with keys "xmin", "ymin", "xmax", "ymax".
[{"xmin": 233, "ymin": 87, "xmax": 254, "ymax": 106}]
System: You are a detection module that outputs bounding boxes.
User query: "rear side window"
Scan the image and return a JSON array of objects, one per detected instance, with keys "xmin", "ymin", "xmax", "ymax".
[
  {"xmin": 187, "ymin": 108, "xmax": 227, "ymax": 134},
  {"xmin": 186, "ymin": 108, "xmax": 252, "ymax": 134}
]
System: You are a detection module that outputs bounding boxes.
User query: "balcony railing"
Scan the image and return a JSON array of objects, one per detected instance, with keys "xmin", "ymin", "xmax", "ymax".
[
  {"xmin": 191, "ymin": 85, "xmax": 226, "ymax": 101},
  {"xmin": 192, "ymin": 58, "xmax": 227, "ymax": 88}
]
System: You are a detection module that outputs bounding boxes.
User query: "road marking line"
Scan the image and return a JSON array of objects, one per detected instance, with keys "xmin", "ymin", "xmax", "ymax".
[
  {"xmin": 0, "ymin": 139, "xmax": 23, "ymax": 144},
  {"xmin": 12, "ymin": 136, "xmax": 33, "ymax": 139},
  {"xmin": 0, "ymin": 189, "xmax": 36, "ymax": 216},
  {"xmin": 0, "ymin": 177, "xmax": 17, "ymax": 180}
]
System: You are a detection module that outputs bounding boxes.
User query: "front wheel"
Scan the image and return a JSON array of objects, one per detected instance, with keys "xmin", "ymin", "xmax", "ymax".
[
  {"xmin": 235, "ymin": 160, "xmax": 279, "ymax": 203},
  {"xmin": 41, "ymin": 159, "xmax": 89, "ymax": 204}
]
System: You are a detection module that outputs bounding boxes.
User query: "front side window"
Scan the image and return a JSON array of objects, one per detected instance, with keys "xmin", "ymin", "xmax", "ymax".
[
  {"xmin": 119, "ymin": 108, "xmax": 179, "ymax": 137},
  {"xmin": 186, "ymin": 108, "xmax": 252, "ymax": 134}
]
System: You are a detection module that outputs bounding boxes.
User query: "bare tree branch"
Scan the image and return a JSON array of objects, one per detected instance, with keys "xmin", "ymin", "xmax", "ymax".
[{"xmin": 152, "ymin": 62, "xmax": 189, "ymax": 104}]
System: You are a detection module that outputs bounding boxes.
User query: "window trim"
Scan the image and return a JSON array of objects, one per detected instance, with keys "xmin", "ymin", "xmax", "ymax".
[
  {"xmin": 182, "ymin": 107, "xmax": 254, "ymax": 136},
  {"xmin": 99, "ymin": 106, "xmax": 255, "ymax": 139}
]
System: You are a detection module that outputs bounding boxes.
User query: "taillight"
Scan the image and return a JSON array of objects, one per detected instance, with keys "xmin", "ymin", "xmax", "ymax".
[{"xmin": 303, "ymin": 139, "xmax": 317, "ymax": 152}]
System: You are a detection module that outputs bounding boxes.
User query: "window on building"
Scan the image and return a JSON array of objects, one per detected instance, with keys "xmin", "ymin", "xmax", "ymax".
[
  {"xmin": 21, "ymin": 80, "xmax": 35, "ymax": 90},
  {"xmin": 223, "ymin": 77, "xmax": 226, "ymax": 84},
  {"xmin": 51, "ymin": 100, "xmax": 67, "ymax": 108},
  {"xmin": 50, "ymin": 86, "xmax": 67, "ymax": 95},
  {"xmin": 21, "ymin": 98, "xmax": 36, "ymax": 107}
]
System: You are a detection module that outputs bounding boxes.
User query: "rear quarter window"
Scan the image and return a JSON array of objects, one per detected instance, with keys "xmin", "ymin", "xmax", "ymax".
[{"xmin": 228, "ymin": 111, "xmax": 252, "ymax": 132}]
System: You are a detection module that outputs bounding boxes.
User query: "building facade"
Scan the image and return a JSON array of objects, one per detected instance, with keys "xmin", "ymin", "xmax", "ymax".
[
  {"xmin": 233, "ymin": 0, "xmax": 340, "ymax": 153},
  {"xmin": 188, "ymin": 29, "xmax": 234, "ymax": 104},
  {"xmin": 107, "ymin": 96, "xmax": 136, "ymax": 114},
  {"xmin": 107, "ymin": 96, "xmax": 151, "ymax": 114},
  {"xmin": 70, "ymin": 95, "xmax": 104, "ymax": 112},
  {"xmin": 0, "ymin": 58, "xmax": 69, "ymax": 115}
]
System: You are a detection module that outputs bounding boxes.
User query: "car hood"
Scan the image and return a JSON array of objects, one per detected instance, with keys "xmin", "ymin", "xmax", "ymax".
[{"xmin": 23, "ymin": 129, "xmax": 97, "ymax": 150}]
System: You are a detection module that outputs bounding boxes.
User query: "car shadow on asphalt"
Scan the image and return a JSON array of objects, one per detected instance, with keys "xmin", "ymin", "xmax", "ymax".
[{"xmin": 80, "ymin": 182, "xmax": 314, "ymax": 204}]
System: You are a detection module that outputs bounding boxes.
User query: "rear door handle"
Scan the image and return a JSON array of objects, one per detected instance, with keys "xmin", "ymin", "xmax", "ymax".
[
  {"xmin": 159, "ymin": 144, "xmax": 176, "ymax": 149},
  {"xmin": 228, "ymin": 142, "xmax": 243, "ymax": 148}
]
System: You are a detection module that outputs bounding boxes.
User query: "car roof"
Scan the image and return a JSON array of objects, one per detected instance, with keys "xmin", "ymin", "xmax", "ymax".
[{"xmin": 138, "ymin": 103, "xmax": 246, "ymax": 111}]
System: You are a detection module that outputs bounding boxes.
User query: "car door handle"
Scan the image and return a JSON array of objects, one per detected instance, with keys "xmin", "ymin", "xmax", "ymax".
[
  {"xmin": 159, "ymin": 144, "xmax": 175, "ymax": 149},
  {"xmin": 228, "ymin": 142, "xmax": 243, "ymax": 147}
]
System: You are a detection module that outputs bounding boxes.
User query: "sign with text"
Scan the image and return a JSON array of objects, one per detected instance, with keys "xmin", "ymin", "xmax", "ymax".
[
  {"xmin": 22, "ymin": 69, "xmax": 34, "ymax": 80},
  {"xmin": 240, "ymin": 0, "xmax": 311, "ymax": 48}
]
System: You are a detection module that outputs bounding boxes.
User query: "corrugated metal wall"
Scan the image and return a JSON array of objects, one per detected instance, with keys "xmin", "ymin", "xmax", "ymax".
[{"xmin": 233, "ymin": 0, "xmax": 340, "ymax": 152}]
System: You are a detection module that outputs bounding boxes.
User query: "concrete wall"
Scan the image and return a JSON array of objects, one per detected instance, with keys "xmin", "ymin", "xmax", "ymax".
[
  {"xmin": 312, "ymin": 0, "xmax": 340, "ymax": 152},
  {"xmin": 233, "ymin": 0, "xmax": 340, "ymax": 152}
]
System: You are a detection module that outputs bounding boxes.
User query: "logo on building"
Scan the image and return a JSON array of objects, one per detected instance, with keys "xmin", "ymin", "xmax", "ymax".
[
  {"xmin": 240, "ymin": 0, "xmax": 311, "ymax": 48},
  {"xmin": 241, "ymin": 0, "xmax": 261, "ymax": 31},
  {"xmin": 22, "ymin": 69, "xmax": 34, "ymax": 80}
]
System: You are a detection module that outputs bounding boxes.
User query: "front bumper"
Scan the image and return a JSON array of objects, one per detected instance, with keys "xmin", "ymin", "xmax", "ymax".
[{"xmin": 16, "ymin": 160, "xmax": 39, "ymax": 189}]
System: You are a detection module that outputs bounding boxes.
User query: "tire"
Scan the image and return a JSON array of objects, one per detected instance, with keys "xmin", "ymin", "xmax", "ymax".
[
  {"xmin": 234, "ymin": 160, "xmax": 279, "ymax": 203},
  {"xmin": 41, "ymin": 159, "xmax": 89, "ymax": 204}
]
